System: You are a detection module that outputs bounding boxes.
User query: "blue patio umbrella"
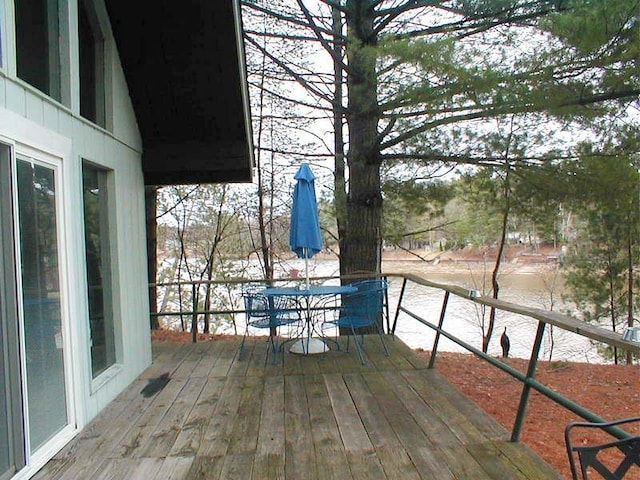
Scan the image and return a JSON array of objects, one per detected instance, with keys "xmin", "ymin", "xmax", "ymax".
[{"xmin": 289, "ymin": 163, "xmax": 323, "ymax": 289}]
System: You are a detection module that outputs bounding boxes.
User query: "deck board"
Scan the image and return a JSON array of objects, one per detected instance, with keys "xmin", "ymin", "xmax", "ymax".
[
  {"xmin": 283, "ymin": 374, "xmax": 316, "ymax": 480},
  {"xmin": 34, "ymin": 336, "xmax": 562, "ymax": 480}
]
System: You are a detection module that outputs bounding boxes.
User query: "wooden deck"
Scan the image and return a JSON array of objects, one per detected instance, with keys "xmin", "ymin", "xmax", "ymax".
[{"xmin": 34, "ymin": 336, "xmax": 562, "ymax": 480}]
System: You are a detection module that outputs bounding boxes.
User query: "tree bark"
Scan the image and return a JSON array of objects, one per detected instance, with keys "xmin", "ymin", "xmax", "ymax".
[
  {"xmin": 332, "ymin": 5, "xmax": 348, "ymax": 275},
  {"xmin": 485, "ymin": 166, "xmax": 510, "ymax": 353},
  {"xmin": 342, "ymin": 1, "xmax": 382, "ymax": 276},
  {"xmin": 255, "ymin": 41, "xmax": 274, "ymax": 282},
  {"xmin": 626, "ymin": 217, "xmax": 633, "ymax": 365}
]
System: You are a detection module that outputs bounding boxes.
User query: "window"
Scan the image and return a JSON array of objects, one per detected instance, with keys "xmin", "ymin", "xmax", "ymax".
[
  {"xmin": 15, "ymin": 0, "xmax": 65, "ymax": 102},
  {"xmin": 82, "ymin": 162, "xmax": 115, "ymax": 378},
  {"xmin": 79, "ymin": 0, "xmax": 105, "ymax": 127}
]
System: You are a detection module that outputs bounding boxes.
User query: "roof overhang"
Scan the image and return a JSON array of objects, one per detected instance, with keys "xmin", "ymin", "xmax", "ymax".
[{"xmin": 105, "ymin": 0, "xmax": 254, "ymax": 185}]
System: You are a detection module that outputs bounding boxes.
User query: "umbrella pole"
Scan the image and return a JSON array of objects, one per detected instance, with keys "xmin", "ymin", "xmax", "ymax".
[{"xmin": 305, "ymin": 249, "xmax": 310, "ymax": 353}]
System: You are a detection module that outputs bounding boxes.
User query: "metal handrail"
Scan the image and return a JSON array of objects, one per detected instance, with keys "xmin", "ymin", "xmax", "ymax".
[{"xmin": 388, "ymin": 272, "xmax": 640, "ymax": 443}]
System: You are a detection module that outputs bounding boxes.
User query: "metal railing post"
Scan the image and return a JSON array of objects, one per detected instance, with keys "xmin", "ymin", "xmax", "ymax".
[
  {"xmin": 511, "ymin": 321, "xmax": 546, "ymax": 442},
  {"xmin": 383, "ymin": 275, "xmax": 391, "ymax": 334},
  {"xmin": 191, "ymin": 283, "xmax": 198, "ymax": 343},
  {"xmin": 429, "ymin": 291, "xmax": 450, "ymax": 369},
  {"xmin": 391, "ymin": 278, "xmax": 407, "ymax": 335}
]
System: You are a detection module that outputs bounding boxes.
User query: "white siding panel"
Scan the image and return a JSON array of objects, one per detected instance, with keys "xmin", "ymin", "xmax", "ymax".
[
  {"xmin": 113, "ymin": 141, "xmax": 151, "ymax": 375},
  {"xmin": 110, "ymin": 53, "xmax": 142, "ymax": 151},
  {"xmin": 0, "ymin": 105, "xmax": 71, "ymax": 159},
  {"xmin": 58, "ymin": 108, "xmax": 74, "ymax": 139},
  {"xmin": 82, "ymin": 123, "xmax": 106, "ymax": 162},
  {"xmin": 25, "ymin": 93, "xmax": 44, "ymax": 125},
  {"xmin": 70, "ymin": 127, "xmax": 149, "ymax": 426},
  {"xmin": 60, "ymin": 128, "xmax": 92, "ymax": 428},
  {"xmin": 0, "ymin": 76, "xmax": 5, "ymax": 107},
  {"xmin": 5, "ymin": 81, "xmax": 26, "ymax": 116},
  {"xmin": 43, "ymin": 101, "xmax": 60, "ymax": 132}
]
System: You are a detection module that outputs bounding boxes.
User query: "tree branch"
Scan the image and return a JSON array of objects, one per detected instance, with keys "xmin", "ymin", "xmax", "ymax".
[
  {"xmin": 244, "ymin": 34, "xmax": 339, "ymax": 108},
  {"xmin": 380, "ymin": 88, "xmax": 640, "ymax": 151},
  {"xmin": 296, "ymin": 0, "xmax": 350, "ymax": 73}
]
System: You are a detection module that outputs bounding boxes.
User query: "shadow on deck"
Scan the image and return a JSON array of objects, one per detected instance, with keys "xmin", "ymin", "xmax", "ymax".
[{"xmin": 34, "ymin": 336, "xmax": 562, "ymax": 479}]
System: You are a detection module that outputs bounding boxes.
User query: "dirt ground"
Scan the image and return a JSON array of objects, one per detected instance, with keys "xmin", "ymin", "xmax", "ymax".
[
  {"xmin": 151, "ymin": 330, "xmax": 639, "ymax": 479},
  {"xmin": 428, "ymin": 351, "xmax": 640, "ymax": 479}
]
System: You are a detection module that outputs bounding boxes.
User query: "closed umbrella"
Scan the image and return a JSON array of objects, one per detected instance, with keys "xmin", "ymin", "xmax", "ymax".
[
  {"xmin": 289, "ymin": 163, "xmax": 326, "ymax": 354},
  {"xmin": 289, "ymin": 163, "xmax": 323, "ymax": 290}
]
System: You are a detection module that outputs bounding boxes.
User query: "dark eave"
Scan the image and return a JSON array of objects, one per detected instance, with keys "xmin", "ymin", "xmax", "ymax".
[{"xmin": 105, "ymin": 0, "xmax": 254, "ymax": 185}]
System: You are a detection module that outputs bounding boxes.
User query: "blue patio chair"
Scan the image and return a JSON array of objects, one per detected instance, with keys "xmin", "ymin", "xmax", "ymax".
[
  {"xmin": 348, "ymin": 279, "xmax": 391, "ymax": 331},
  {"xmin": 325, "ymin": 281, "xmax": 390, "ymax": 364},
  {"xmin": 240, "ymin": 291, "xmax": 301, "ymax": 364},
  {"xmin": 565, "ymin": 416, "xmax": 640, "ymax": 479}
]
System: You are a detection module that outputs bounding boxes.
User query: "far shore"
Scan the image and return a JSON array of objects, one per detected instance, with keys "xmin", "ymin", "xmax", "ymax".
[{"xmin": 309, "ymin": 244, "xmax": 562, "ymax": 276}]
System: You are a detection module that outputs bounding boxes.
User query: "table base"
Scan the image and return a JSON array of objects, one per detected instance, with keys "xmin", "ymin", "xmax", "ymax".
[{"xmin": 289, "ymin": 337, "xmax": 328, "ymax": 354}]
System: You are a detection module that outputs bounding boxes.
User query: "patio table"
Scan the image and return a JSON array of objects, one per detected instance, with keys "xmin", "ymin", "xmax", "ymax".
[{"xmin": 261, "ymin": 285, "xmax": 357, "ymax": 354}]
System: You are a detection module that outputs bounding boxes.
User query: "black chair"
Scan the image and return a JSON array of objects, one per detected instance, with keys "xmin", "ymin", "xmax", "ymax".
[
  {"xmin": 565, "ymin": 417, "xmax": 640, "ymax": 479},
  {"xmin": 324, "ymin": 281, "xmax": 389, "ymax": 364},
  {"xmin": 240, "ymin": 291, "xmax": 301, "ymax": 364}
]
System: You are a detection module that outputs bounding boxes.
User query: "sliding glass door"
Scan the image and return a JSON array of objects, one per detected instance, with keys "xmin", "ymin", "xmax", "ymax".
[
  {"xmin": 16, "ymin": 157, "xmax": 69, "ymax": 452},
  {"xmin": 0, "ymin": 338, "xmax": 13, "ymax": 480},
  {"xmin": 0, "ymin": 142, "xmax": 71, "ymax": 477}
]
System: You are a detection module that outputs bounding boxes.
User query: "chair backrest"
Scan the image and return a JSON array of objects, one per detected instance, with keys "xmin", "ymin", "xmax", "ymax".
[
  {"xmin": 565, "ymin": 417, "xmax": 640, "ymax": 479},
  {"xmin": 341, "ymin": 283, "xmax": 387, "ymax": 328},
  {"xmin": 350, "ymin": 279, "xmax": 387, "ymax": 291},
  {"xmin": 350, "ymin": 277, "xmax": 388, "ymax": 303},
  {"xmin": 243, "ymin": 292, "xmax": 270, "ymax": 318},
  {"xmin": 243, "ymin": 292, "xmax": 300, "ymax": 329}
]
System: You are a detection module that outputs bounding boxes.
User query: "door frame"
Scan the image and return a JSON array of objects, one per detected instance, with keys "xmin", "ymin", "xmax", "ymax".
[
  {"xmin": 12, "ymin": 147, "xmax": 77, "ymax": 463},
  {"xmin": 0, "ymin": 107, "xmax": 78, "ymax": 478},
  {"xmin": 0, "ymin": 141, "xmax": 24, "ymax": 480}
]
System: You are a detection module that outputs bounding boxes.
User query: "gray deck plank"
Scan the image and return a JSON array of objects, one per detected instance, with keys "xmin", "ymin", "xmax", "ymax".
[
  {"xmin": 184, "ymin": 456, "xmax": 224, "ymax": 480},
  {"xmin": 284, "ymin": 374, "xmax": 316, "ymax": 480},
  {"xmin": 206, "ymin": 339, "xmax": 239, "ymax": 377},
  {"xmin": 324, "ymin": 372, "xmax": 373, "ymax": 453},
  {"xmin": 304, "ymin": 373, "xmax": 352, "ymax": 479},
  {"xmin": 110, "ymin": 377, "xmax": 187, "ymax": 459},
  {"xmin": 199, "ymin": 376, "xmax": 247, "ymax": 457},
  {"xmin": 345, "ymin": 450, "xmax": 388, "ymax": 480},
  {"xmin": 227, "ymin": 375, "xmax": 264, "ymax": 454},
  {"xmin": 140, "ymin": 376, "xmax": 207, "ymax": 458},
  {"xmin": 169, "ymin": 376, "xmax": 226, "ymax": 457},
  {"xmin": 172, "ymin": 342, "xmax": 214, "ymax": 379},
  {"xmin": 152, "ymin": 456, "xmax": 194, "ymax": 480},
  {"xmin": 257, "ymin": 375, "xmax": 286, "ymax": 456}
]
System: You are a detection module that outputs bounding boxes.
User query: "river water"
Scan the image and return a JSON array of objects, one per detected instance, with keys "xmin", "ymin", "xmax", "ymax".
[{"xmin": 276, "ymin": 257, "xmax": 603, "ymax": 363}]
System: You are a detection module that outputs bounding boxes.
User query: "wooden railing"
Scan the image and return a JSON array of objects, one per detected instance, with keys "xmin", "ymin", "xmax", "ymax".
[{"xmin": 151, "ymin": 271, "xmax": 640, "ymax": 442}]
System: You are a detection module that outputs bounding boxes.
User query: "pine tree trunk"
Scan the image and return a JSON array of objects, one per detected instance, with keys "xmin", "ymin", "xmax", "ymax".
[
  {"xmin": 332, "ymin": 5, "xmax": 348, "ymax": 274},
  {"xmin": 626, "ymin": 220, "xmax": 633, "ymax": 365},
  {"xmin": 342, "ymin": 1, "xmax": 382, "ymax": 276}
]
